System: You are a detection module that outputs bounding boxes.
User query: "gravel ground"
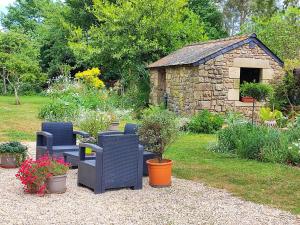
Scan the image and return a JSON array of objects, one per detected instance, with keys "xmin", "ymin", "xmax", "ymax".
[{"xmin": 0, "ymin": 142, "xmax": 299, "ymax": 225}]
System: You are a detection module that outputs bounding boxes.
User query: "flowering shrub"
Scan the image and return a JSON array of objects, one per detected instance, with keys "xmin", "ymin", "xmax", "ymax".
[
  {"xmin": 16, "ymin": 155, "xmax": 69, "ymax": 195},
  {"xmin": 75, "ymin": 68, "xmax": 104, "ymax": 89}
]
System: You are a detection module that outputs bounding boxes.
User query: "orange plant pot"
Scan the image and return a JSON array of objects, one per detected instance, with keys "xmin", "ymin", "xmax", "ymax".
[{"xmin": 146, "ymin": 159, "xmax": 172, "ymax": 187}]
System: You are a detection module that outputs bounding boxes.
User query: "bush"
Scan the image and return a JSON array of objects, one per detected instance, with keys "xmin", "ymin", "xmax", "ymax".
[
  {"xmin": 38, "ymin": 100, "xmax": 79, "ymax": 122},
  {"xmin": 77, "ymin": 110, "xmax": 112, "ymax": 138},
  {"xmin": 188, "ymin": 110, "xmax": 224, "ymax": 134},
  {"xmin": 39, "ymin": 76, "xmax": 134, "ymax": 123},
  {"xmin": 0, "ymin": 142, "xmax": 28, "ymax": 166},
  {"xmin": 138, "ymin": 107, "xmax": 179, "ymax": 161},
  {"xmin": 215, "ymin": 123, "xmax": 300, "ymax": 164}
]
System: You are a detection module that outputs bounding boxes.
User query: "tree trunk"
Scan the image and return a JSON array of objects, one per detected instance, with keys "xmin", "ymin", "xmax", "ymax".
[
  {"xmin": 2, "ymin": 68, "xmax": 6, "ymax": 94},
  {"xmin": 14, "ymin": 87, "xmax": 20, "ymax": 105}
]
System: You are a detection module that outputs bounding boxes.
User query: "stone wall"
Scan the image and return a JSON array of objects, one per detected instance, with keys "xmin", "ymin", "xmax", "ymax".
[{"xmin": 149, "ymin": 43, "xmax": 284, "ymax": 119}]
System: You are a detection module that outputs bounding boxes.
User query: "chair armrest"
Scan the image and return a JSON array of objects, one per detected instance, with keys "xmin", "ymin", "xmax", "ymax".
[
  {"xmin": 36, "ymin": 131, "xmax": 53, "ymax": 152},
  {"xmin": 79, "ymin": 143, "xmax": 103, "ymax": 161},
  {"xmin": 37, "ymin": 131, "xmax": 53, "ymax": 138},
  {"xmin": 73, "ymin": 130, "xmax": 90, "ymax": 138}
]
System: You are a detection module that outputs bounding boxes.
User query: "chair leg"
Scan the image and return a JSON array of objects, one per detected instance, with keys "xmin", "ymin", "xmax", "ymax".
[
  {"xmin": 132, "ymin": 184, "xmax": 142, "ymax": 190},
  {"xmin": 94, "ymin": 186, "xmax": 104, "ymax": 194}
]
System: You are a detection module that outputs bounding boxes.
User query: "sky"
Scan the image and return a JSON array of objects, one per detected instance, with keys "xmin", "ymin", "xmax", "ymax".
[{"xmin": 0, "ymin": 0, "xmax": 15, "ymax": 14}]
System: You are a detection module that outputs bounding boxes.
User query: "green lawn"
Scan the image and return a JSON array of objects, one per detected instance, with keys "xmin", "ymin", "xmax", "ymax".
[
  {"xmin": 0, "ymin": 95, "xmax": 49, "ymax": 141},
  {"xmin": 1, "ymin": 95, "xmax": 299, "ymax": 214},
  {"xmin": 165, "ymin": 134, "xmax": 300, "ymax": 215}
]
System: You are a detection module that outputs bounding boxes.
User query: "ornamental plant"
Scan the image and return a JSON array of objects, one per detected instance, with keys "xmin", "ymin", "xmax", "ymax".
[
  {"xmin": 75, "ymin": 68, "xmax": 105, "ymax": 89},
  {"xmin": 240, "ymin": 82, "xmax": 273, "ymax": 124},
  {"xmin": 16, "ymin": 155, "xmax": 70, "ymax": 195},
  {"xmin": 0, "ymin": 142, "xmax": 28, "ymax": 166},
  {"xmin": 138, "ymin": 106, "xmax": 179, "ymax": 162}
]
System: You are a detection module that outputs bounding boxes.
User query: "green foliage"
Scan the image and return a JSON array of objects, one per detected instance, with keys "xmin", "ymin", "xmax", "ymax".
[
  {"xmin": 0, "ymin": 141, "xmax": 28, "ymax": 166},
  {"xmin": 0, "ymin": 31, "xmax": 46, "ymax": 103},
  {"xmin": 259, "ymin": 107, "xmax": 283, "ymax": 122},
  {"xmin": 69, "ymin": 0, "xmax": 207, "ymax": 106},
  {"xmin": 270, "ymin": 60, "xmax": 300, "ymax": 111},
  {"xmin": 240, "ymin": 82, "xmax": 273, "ymax": 101},
  {"xmin": 224, "ymin": 111, "xmax": 248, "ymax": 126},
  {"xmin": 139, "ymin": 107, "xmax": 179, "ymax": 160},
  {"xmin": 188, "ymin": 110, "xmax": 224, "ymax": 134},
  {"xmin": 188, "ymin": 0, "xmax": 227, "ymax": 39},
  {"xmin": 0, "ymin": 141, "xmax": 27, "ymax": 154},
  {"xmin": 77, "ymin": 110, "xmax": 111, "ymax": 138},
  {"xmin": 243, "ymin": 6, "xmax": 300, "ymax": 60},
  {"xmin": 38, "ymin": 99, "xmax": 79, "ymax": 122},
  {"xmin": 215, "ymin": 123, "xmax": 300, "ymax": 164}
]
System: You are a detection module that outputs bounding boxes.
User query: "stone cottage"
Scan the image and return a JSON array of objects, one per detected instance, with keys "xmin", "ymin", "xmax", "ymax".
[{"xmin": 148, "ymin": 34, "xmax": 284, "ymax": 118}]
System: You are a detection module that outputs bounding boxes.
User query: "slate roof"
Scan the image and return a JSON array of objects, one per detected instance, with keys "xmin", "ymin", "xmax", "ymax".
[{"xmin": 148, "ymin": 33, "xmax": 284, "ymax": 68}]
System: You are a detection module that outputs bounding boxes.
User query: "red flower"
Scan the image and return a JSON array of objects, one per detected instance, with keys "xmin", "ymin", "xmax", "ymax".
[{"xmin": 16, "ymin": 153, "xmax": 69, "ymax": 195}]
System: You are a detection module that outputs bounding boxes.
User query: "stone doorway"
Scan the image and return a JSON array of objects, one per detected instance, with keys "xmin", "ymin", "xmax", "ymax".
[{"xmin": 157, "ymin": 68, "xmax": 166, "ymax": 103}]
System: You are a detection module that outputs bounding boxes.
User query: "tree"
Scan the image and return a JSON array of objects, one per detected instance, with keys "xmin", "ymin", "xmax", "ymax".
[
  {"xmin": 188, "ymin": 0, "xmax": 227, "ymax": 39},
  {"xmin": 243, "ymin": 6, "xmax": 300, "ymax": 61},
  {"xmin": 217, "ymin": 0, "xmax": 278, "ymax": 34},
  {"xmin": 0, "ymin": 31, "xmax": 46, "ymax": 104},
  {"xmin": 69, "ymin": 0, "xmax": 207, "ymax": 106}
]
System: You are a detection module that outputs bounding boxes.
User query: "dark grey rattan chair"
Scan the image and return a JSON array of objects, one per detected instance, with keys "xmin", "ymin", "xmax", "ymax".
[
  {"xmin": 77, "ymin": 134, "xmax": 143, "ymax": 194},
  {"xmin": 36, "ymin": 122, "xmax": 89, "ymax": 159},
  {"xmin": 100, "ymin": 123, "xmax": 155, "ymax": 176}
]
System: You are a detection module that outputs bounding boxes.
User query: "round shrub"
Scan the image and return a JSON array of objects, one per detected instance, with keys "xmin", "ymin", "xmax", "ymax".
[
  {"xmin": 188, "ymin": 110, "xmax": 224, "ymax": 134},
  {"xmin": 138, "ymin": 107, "xmax": 179, "ymax": 161}
]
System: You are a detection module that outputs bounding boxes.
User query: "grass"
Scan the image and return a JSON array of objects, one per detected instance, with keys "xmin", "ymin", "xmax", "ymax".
[
  {"xmin": 1, "ymin": 96, "xmax": 299, "ymax": 214},
  {"xmin": 0, "ymin": 95, "xmax": 49, "ymax": 142},
  {"xmin": 165, "ymin": 134, "xmax": 300, "ymax": 215}
]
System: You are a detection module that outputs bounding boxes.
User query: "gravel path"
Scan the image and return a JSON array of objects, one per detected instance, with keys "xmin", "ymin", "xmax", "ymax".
[{"xmin": 0, "ymin": 142, "xmax": 299, "ymax": 225}]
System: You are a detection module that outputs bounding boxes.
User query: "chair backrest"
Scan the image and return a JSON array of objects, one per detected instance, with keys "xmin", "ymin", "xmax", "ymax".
[
  {"xmin": 42, "ymin": 122, "xmax": 75, "ymax": 146},
  {"xmin": 98, "ymin": 134, "xmax": 139, "ymax": 188},
  {"xmin": 124, "ymin": 123, "xmax": 138, "ymax": 134}
]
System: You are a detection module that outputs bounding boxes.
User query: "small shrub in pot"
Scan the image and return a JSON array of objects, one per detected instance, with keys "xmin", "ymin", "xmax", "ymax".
[
  {"xmin": 0, "ymin": 142, "xmax": 27, "ymax": 168},
  {"xmin": 139, "ymin": 106, "xmax": 179, "ymax": 187}
]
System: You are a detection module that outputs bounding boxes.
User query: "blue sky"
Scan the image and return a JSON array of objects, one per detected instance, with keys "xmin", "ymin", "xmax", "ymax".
[{"xmin": 0, "ymin": 0, "xmax": 15, "ymax": 14}]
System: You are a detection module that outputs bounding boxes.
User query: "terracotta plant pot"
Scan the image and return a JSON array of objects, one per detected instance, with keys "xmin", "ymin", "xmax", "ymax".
[
  {"xmin": 241, "ymin": 96, "xmax": 255, "ymax": 103},
  {"xmin": 109, "ymin": 121, "xmax": 120, "ymax": 131},
  {"xmin": 146, "ymin": 159, "xmax": 172, "ymax": 187},
  {"xmin": 0, "ymin": 154, "xmax": 17, "ymax": 168},
  {"xmin": 47, "ymin": 174, "xmax": 67, "ymax": 194}
]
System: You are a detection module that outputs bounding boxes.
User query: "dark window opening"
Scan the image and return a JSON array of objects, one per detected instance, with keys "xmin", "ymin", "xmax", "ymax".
[{"xmin": 240, "ymin": 67, "xmax": 261, "ymax": 100}]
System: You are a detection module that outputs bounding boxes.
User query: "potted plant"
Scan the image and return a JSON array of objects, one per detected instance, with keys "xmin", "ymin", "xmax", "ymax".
[
  {"xmin": 0, "ymin": 142, "xmax": 27, "ymax": 168},
  {"xmin": 139, "ymin": 106, "xmax": 179, "ymax": 187},
  {"xmin": 16, "ymin": 155, "xmax": 70, "ymax": 195},
  {"xmin": 240, "ymin": 82, "xmax": 273, "ymax": 124}
]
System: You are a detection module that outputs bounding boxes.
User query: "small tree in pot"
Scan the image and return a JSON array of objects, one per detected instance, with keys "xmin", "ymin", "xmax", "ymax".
[
  {"xmin": 240, "ymin": 82, "xmax": 273, "ymax": 124},
  {"xmin": 139, "ymin": 106, "xmax": 179, "ymax": 187}
]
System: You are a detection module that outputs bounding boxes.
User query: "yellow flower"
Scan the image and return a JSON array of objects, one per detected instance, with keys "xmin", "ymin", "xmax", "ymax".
[{"xmin": 75, "ymin": 68, "xmax": 104, "ymax": 89}]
